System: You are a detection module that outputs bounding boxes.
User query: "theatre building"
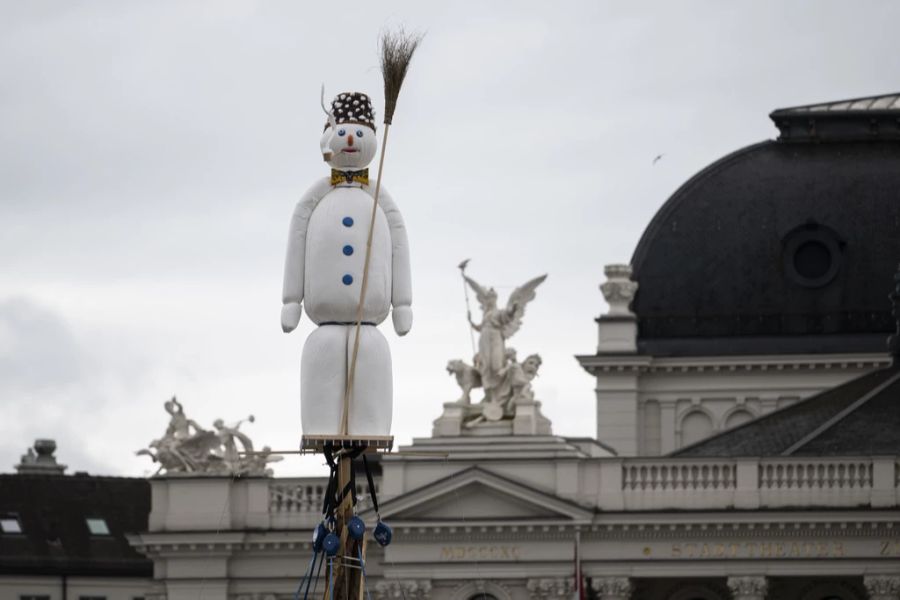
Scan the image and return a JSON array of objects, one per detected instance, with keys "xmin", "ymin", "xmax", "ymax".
[{"xmin": 5, "ymin": 93, "xmax": 900, "ymax": 600}]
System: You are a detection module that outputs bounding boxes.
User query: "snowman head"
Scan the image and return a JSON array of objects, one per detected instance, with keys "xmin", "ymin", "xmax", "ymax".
[
  {"xmin": 320, "ymin": 91, "xmax": 378, "ymax": 170},
  {"xmin": 323, "ymin": 123, "xmax": 377, "ymax": 170}
]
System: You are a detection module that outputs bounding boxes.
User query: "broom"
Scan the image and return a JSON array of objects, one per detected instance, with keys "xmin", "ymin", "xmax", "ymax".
[{"xmin": 341, "ymin": 29, "xmax": 423, "ymax": 436}]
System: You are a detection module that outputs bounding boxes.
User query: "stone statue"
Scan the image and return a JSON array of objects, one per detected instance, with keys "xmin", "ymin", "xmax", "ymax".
[
  {"xmin": 446, "ymin": 359, "xmax": 481, "ymax": 404},
  {"xmin": 464, "ymin": 273, "xmax": 546, "ymax": 391},
  {"xmin": 433, "ymin": 266, "xmax": 552, "ymax": 436},
  {"xmin": 213, "ymin": 416, "xmax": 255, "ymax": 466},
  {"xmin": 164, "ymin": 396, "xmax": 205, "ymax": 440},
  {"xmin": 137, "ymin": 398, "xmax": 282, "ymax": 476}
]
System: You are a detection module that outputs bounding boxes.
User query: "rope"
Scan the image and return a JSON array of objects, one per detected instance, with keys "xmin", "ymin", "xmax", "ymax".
[
  {"xmin": 357, "ymin": 545, "xmax": 373, "ymax": 600},
  {"xmin": 341, "ymin": 124, "xmax": 392, "ymax": 435},
  {"xmin": 310, "ymin": 546, "xmax": 326, "ymax": 599},
  {"xmin": 328, "ymin": 556, "xmax": 335, "ymax": 600},
  {"xmin": 196, "ymin": 470, "xmax": 237, "ymax": 600},
  {"xmin": 294, "ymin": 551, "xmax": 319, "ymax": 600}
]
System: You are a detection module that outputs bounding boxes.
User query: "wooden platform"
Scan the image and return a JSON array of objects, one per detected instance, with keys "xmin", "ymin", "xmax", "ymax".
[{"xmin": 300, "ymin": 434, "xmax": 394, "ymax": 454}]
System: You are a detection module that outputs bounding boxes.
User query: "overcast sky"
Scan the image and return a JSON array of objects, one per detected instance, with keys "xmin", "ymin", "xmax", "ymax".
[{"xmin": 3, "ymin": 1, "xmax": 900, "ymax": 477}]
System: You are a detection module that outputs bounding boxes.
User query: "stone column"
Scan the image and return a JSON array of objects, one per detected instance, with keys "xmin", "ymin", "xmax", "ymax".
[
  {"xmin": 373, "ymin": 580, "xmax": 432, "ymax": 600},
  {"xmin": 727, "ymin": 576, "xmax": 768, "ymax": 600},
  {"xmin": 526, "ymin": 578, "xmax": 573, "ymax": 600},
  {"xmin": 590, "ymin": 577, "xmax": 633, "ymax": 600},
  {"xmin": 865, "ymin": 576, "xmax": 900, "ymax": 600}
]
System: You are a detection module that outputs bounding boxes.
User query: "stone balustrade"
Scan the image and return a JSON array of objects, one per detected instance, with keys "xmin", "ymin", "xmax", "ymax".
[
  {"xmin": 266, "ymin": 457, "xmax": 898, "ymax": 520},
  {"xmin": 622, "ymin": 460, "xmax": 737, "ymax": 491},
  {"xmin": 605, "ymin": 456, "xmax": 898, "ymax": 511},
  {"xmin": 147, "ymin": 456, "xmax": 899, "ymax": 532},
  {"xmin": 271, "ymin": 457, "xmax": 896, "ymax": 518}
]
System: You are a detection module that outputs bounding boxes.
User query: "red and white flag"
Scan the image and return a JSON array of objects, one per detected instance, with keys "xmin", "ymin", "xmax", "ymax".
[{"xmin": 573, "ymin": 530, "xmax": 585, "ymax": 600}]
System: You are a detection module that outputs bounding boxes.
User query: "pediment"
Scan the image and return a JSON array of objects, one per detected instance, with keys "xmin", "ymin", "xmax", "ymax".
[{"xmin": 373, "ymin": 467, "xmax": 592, "ymax": 523}]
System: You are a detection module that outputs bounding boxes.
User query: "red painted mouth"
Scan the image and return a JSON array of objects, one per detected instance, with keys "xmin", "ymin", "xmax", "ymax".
[{"xmin": 341, "ymin": 148, "xmax": 359, "ymax": 153}]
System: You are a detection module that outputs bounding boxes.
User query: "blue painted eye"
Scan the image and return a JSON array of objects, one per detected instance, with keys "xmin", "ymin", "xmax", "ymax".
[
  {"xmin": 338, "ymin": 129, "xmax": 346, "ymax": 137},
  {"xmin": 356, "ymin": 130, "xmax": 364, "ymax": 138}
]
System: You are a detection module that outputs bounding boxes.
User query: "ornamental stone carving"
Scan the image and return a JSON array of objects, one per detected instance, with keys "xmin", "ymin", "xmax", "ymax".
[
  {"xmin": 527, "ymin": 578, "xmax": 574, "ymax": 600},
  {"xmin": 15, "ymin": 439, "xmax": 67, "ymax": 475},
  {"xmin": 864, "ymin": 575, "xmax": 900, "ymax": 600},
  {"xmin": 373, "ymin": 580, "xmax": 432, "ymax": 600},
  {"xmin": 599, "ymin": 264, "xmax": 638, "ymax": 316},
  {"xmin": 727, "ymin": 576, "xmax": 768, "ymax": 600},
  {"xmin": 434, "ymin": 267, "xmax": 553, "ymax": 437},
  {"xmin": 136, "ymin": 396, "xmax": 282, "ymax": 476},
  {"xmin": 591, "ymin": 577, "xmax": 633, "ymax": 600}
]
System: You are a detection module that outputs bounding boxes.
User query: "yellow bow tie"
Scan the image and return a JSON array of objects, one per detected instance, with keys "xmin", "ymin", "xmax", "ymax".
[{"xmin": 331, "ymin": 169, "xmax": 369, "ymax": 186}]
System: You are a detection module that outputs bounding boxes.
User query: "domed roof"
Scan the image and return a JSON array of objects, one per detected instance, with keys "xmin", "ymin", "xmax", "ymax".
[{"xmin": 631, "ymin": 93, "xmax": 900, "ymax": 356}]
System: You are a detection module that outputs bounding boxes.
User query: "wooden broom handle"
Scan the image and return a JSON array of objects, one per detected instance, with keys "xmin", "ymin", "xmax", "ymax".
[{"xmin": 341, "ymin": 124, "xmax": 391, "ymax": 435}]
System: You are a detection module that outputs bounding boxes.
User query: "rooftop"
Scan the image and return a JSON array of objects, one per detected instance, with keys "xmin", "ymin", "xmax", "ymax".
[
  {"xmin": 770, "ymin": 92, "xmax": 900, "ymax": 141},
  {"xmin": 672, "ymin": 362, "xmax": 900, "ymax": 458},
  {"xmin": 1, "ymin": 441, "xmax": 151, "ymax": 577}
]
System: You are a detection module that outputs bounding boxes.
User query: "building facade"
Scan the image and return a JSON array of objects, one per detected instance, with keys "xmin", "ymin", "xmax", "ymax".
[
  {"xmin": 127, "ymin": 93, "xmax": 900, "ymax": 600},
  {"xmin": 0, "ymin": 441, "xmax": 151, "ymax": 600}
]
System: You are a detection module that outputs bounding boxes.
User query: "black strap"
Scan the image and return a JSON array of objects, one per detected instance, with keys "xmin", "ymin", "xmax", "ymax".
[
  {"xmin": 362, "ymin": 454, "xmax": 380, "ymax": 516},
  {"xmin": 322, "ymin": 445, "xmax": 338, "ymax": 517},
  {"xmin": 323, "ymin": 446, "xmax": 368, "ymax": 512},
  {"xmin": 349, "ymin": 463, "xmax": 358, "ymax": 506}
]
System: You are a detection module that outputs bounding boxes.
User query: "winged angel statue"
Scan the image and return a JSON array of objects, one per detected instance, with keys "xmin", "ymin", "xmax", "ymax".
[{"xmin": 446, "ymin": 271, "xmax": 547, "ymax": 427}]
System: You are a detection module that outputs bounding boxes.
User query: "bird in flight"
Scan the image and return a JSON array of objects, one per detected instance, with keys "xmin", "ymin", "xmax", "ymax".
[{"xmin": 652, "ymin": 153, "xmax": 665, "ymax": 165}]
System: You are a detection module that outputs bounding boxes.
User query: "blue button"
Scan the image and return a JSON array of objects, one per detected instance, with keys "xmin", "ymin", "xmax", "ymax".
[
  {"xmin": 342, "ymin": 274, "xmax": 353, "ymax": 285},
  {"xmin": 343, "ymin": 245, "xmax": 354, "ymax": 256},
  {"xmin": 342, "ymin": 217, "xmax": 354, "ymax": 227}
]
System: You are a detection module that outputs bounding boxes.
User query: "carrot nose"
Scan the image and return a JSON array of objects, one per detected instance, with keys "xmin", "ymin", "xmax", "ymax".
[{"xmin": 347, "ymin": 134, "xmax": 354, "ymax": 147}]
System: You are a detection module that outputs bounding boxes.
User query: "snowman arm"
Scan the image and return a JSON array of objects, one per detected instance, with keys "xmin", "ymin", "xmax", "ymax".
[
  {"xmin": 376, "ymin": 186, "xmax": 413, "ymax": 333},
  {"xmin": 282, "ymin": 178, "xmax": 332, "ymax": 306}
]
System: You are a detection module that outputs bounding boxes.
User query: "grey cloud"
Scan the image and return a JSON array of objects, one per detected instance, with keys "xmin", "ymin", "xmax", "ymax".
[
  {"xmin": 3, "ymin": 0, "xmax": 900, "ymax": 476},
  {"xmin": 0, "ymin": 296, "xmax": 87, "ymax": 388}
]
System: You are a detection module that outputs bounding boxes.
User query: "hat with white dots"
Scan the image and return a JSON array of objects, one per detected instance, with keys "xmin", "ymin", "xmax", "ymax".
[{"xmin": 327, "ymin": 92, "xmax": 375, "ymax": 130}]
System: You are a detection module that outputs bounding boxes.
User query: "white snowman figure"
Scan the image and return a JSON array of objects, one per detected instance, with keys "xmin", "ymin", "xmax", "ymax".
[{"xmin": 281, "ymin": 91, "xmax": 412, "ymax": 436}]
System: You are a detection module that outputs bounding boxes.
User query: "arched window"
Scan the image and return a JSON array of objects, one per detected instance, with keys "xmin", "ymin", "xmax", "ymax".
[
  {"xmin": 680, "ymin": 410, "xmax": 713, "ymax": 447},
  {"xmin": 723, "ymin": 409, "xmax": 754, "ymax": 430},
  {"xmin": 468, "ymin": 595, "xmax": 498, "ymax": 600}
]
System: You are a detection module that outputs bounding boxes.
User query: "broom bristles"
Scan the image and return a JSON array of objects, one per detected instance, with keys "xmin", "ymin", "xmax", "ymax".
[{"xmin": 380, "ymin": 28, "xmax": 423, "ymax": 125}]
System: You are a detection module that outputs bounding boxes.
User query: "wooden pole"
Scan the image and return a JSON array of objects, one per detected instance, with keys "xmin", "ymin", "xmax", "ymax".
[{"xmin": 324, "ymin": 452, "xmax": 362, "ymax": 600}]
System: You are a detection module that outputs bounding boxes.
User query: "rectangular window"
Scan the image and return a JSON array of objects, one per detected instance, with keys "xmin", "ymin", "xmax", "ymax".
[
  {"xmin": 0, "ymin": 517, "xmax": 22, "ymax": 533},
  {"xmin": 85, "ymin": 518, "xmax": 110, "ymax": 536},
  {"xmin": 79, "ymin": 596, "xmax": 106, "ymax": 600},
  {"xmin": 21, "ymin": 595, "xmax": 51, "ymax": 600}
]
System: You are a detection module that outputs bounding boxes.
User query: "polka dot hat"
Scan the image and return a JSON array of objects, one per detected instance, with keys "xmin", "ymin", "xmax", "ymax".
[{"xmin": 327, "ymin": 92, "xmax": 376, "ymax": 130}]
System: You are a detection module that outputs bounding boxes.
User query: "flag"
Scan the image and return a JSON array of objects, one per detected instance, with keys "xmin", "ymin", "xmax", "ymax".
[{"xmin": 573, "ymin": 530, "xmax": 585, "ymax": 600}]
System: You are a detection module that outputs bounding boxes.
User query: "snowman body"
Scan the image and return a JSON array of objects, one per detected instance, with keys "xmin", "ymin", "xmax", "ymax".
[
  {"xmin": 281, "ymin": 92, "xmax": 411, "ymax": 437},
  {"xmin": 304, "ymin": 185, "xmax": 392, "ymax": 324}
]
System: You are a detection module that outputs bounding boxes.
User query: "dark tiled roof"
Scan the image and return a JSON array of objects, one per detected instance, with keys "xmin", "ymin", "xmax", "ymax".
[
  {"xmin": 672, "ymin": 364, "xmax": 900, "ymax": 457},
  {"xmin": 629, "ymin": 135, "xmax": 900, "ymax": 356},
  {"xmin": 772, "ymin": 93, "xmax": 900, "ymax": 115},
  {"xmin": 771, "ymin": 92, "xmax": 900, "ymax": 141},
  {"xmin": 0, "ymin": 473, "xmax": 151, "ymax": 576}
]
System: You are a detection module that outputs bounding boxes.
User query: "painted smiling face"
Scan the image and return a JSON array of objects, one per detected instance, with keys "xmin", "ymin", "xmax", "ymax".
[
  {"xmin": 321, "ymin": 91, "xmax": 378, "ymax": 171},
  {"xmin": 324, "ymin": 123, "xmax": 377, "ymax": 170}
]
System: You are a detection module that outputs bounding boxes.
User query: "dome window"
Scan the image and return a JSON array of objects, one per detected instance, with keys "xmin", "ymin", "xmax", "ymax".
[{"xmin": 782, "ymin": 224, "xmax": 843, "ymax": 288}]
